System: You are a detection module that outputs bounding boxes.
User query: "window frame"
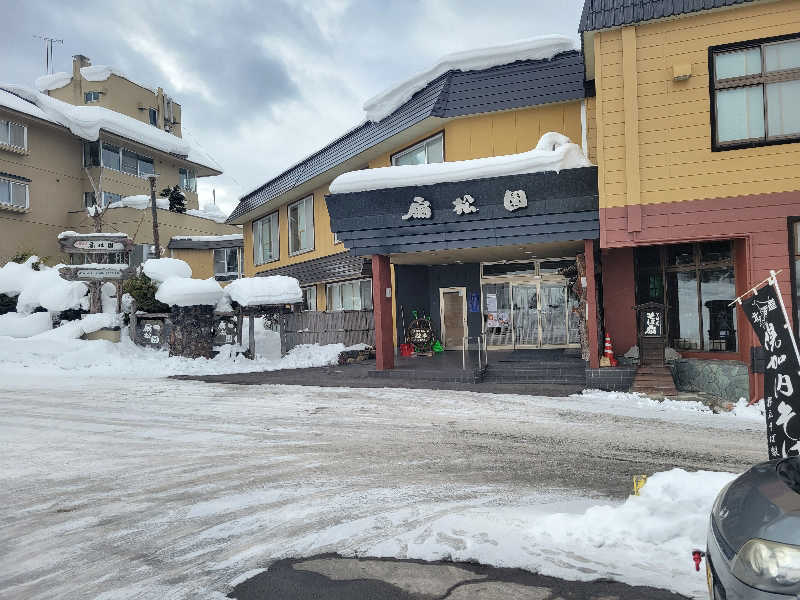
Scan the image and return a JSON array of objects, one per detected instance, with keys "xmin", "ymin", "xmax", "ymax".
[
  {"xmin": 149, "ymin": 108, "xmax": 158, "ymax": 127},
  {"xmin": 178, "ymin": 167, "xmax": 197, "ymax": 192},
  {"xmin": 253, "ymin": 211, "xmax": 280, "ymax": 266},
  {"xmin": 390, "ymin": 131, "xmax": 444, "ymax": 166},
  {"xmin": 84, "ymin": 91, "xmax": 101, "ymax": 103},
  {"xmin": 99, "ymin": 141, "xmax": 154, "ymax": 177},
  {"xmin": 213, "ymin": 247, "xmax": 240, "ymax": 281},
  {"xmin": 0, "ymin": 119, "xmax": 28, "ymax": 151},
  {"xmin": 325, "ymin": 278, "xmax": 373, "ymax": 312},
  {"xmin": 709, "ymin": 33, "xmax": 800, "ymax": 151},
  {"xmin": 288, "ymin": 195, "xmax": 315, "ymax": 256},
  {"xmin": 301, "ymin": 286, "xmax": 317, "ymax": 311},
  {"xmin": 0, "ymin": 176, "xmax": 30, "ymax": 210}
]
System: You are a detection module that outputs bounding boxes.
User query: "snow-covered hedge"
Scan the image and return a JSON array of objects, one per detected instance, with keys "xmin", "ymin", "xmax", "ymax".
[{"xmin": 0, "ymin": 256, "xmax": 87, "ymax": 314}]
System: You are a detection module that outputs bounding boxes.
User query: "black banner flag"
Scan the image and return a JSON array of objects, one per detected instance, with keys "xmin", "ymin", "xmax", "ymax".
[{"xmin": 742, "ymin": 281, "xmax": 800, "ymax": 459}]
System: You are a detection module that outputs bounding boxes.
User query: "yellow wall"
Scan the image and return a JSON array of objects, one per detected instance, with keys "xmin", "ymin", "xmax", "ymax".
[
  {"xmin": 593, "ymin": 0, "xmax": 800, "ymax": 209},
  {"xmin": 247, "ymin": 100, "xmax": 586, "ymax": 281},
  {"xmin": 171, "ymin": 248, "xmax": 214, "ymax": 280}
]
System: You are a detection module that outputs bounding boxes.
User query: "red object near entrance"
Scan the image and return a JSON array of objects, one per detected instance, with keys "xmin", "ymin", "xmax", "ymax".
[
  {"xmin": 603, "ymin": 333, "xmax": 619, "ymax": 367},
  {"xmin": 399, "ymin": 343, "xmax": 413, "ymax": 357}
]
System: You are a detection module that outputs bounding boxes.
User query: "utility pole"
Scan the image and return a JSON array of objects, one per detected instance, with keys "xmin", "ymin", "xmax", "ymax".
[{"xmin": 148, "ymin": 175, "xmax": 161, "ymax": 258}]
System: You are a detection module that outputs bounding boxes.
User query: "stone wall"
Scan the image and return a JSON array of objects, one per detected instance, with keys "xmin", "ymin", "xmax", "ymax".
[
  {"xmin": 585, "ymin": 367, "xmax": 637, "ymax": 391},
  {"xmin": 671, "ymin": 358, "xmax": 749, "ymax": 403},
  {"xmin": 169, "ymin": 305, "xmax": 215, "ymax": 358}
]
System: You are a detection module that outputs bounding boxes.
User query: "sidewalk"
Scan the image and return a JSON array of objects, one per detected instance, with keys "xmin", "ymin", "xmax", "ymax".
[{"xmin": 229, "ymin": 555, "xmax": 692, "ymax": 599}]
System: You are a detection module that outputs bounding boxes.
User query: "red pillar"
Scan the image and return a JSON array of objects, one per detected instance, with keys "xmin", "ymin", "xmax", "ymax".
[
  {"xmin": 372, "ymin": 254, "xmax": 395, "ymax": 370},
  {"xmin": 585, "ymin": 239, "xmax": 600, "ymax": 369}
]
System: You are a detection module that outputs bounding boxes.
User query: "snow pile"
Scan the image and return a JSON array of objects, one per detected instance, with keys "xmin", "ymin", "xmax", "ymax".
[
  {"xmin": 36, "ymin": 313, "xmax": 121, "ymax": 339},
  {"xmin": 34, "ymin": 72, "xmax": 72, "ymax": 92},
  {"xmin": 143, "ymin": 258, "xmax": 192, "ymax": 283},
  {"xmin": 0, "ymin": 88, "xmax": 52, "ymax": 122},
  {"xmin": 0, "ymin": 312, "xmax": 51, "ymax": 338},
  {"xmin": 106, "ymin": 194, "xmax": 168, "ymax": 211},
  {"xmin": 0, "ymin": 256, "xmax": 88, "ymax": 314},
  {"xmin": 80, "ymin": 65, "xmax": 129, "ymax": 83},
  {"xmin": 156, "ymin": 277, "xmax": 223, "ymax": 307},
  {"xmin": 224, "ymin": 276, "xmax": 302, "ymax": 306},
  {"xmin": 329, "ymin": 132, "xmax": 591, "ymax": 194},
  {"xmin": 187, "ymin": 203, "xmax": 230, "ymax": 224},
  {"xmin": 364, "ymin": 35, "xmax": 576, "ymax": 122},
  {"xmin": 0, "ymin": 85, "xmax": 219, "ymax": 172},
  {"xmin": 57, "ymin": 230, "xmax": 128, "ymax": 239},
  {"xmin": 730, "ymin": 397, "xmax": 765, "ymax": 421}
]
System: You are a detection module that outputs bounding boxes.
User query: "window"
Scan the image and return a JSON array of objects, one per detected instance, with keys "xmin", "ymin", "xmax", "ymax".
[
  {"xmin": 302, "ymin": 286, "xmax": 317, "ymax": 311},
  {"xmin": 391, "ymin": 132, "xmax": 444, "ymax": 166},
  {"xmin": 253, "ymin": 212, "xmax": 279, "ymax": 265},
  {"xmin": 103, "ymin": 191, "xmax": 122, "ymax": 206},
  {"xmin": 635, "ymin": 242, "xmax": 737, "ymax": 352},
  {"xmin": 149, "ymin": 108, "xmax": 158, "ymax": 126},
  {"xmin": 288, "ymin": 195, "xmax": 314, "ymax": 255},
  {"xmin": 0, "ymin": 120, "xmax": 26, "ymax": 150},
  {"xmin": 83, "ymin": 141, "xmax": 100, "ymax": 167},
  {"xmin": 214, "ymin": 247, "xmax": 240, "ymax": 281},
  {"xmin": 98, "ymin": 142, "xmax": 154, "ymax": 177},
  {"xmin": 0, "ymin": 178, "xmax": 29, "ymax": 210},
  {"xmin": 179, "ymin": 167, "xmax": 196, "ymax": 192},
  {"xmin": 84, "ymin": 91, "xmax": 101, "ymax": 103},
  {"xmin": 84, "ymin": 191, "xmax": 96, "ymax": 208},
  {"xmin": 712, "ymin": 35, "xmax": 800, "ymax": 148},
  {"xmin": 326, "ymin": 279, "xmax": 373, "ymax": 312}
]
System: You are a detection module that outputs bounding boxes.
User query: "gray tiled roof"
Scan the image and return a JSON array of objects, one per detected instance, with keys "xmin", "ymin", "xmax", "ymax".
[
  {"xmin": 579, "ymin": 0, "xmax": 756, "ymax": 32},
  {"xmin": 228, "ymin": 50, "xmax": 586, "ymax": 223}
]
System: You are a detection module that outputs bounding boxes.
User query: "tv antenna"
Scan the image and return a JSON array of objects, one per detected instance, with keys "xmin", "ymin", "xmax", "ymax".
[{"xmin": 33, "ymin": 35, "xmax": 63, "ymax": 74}]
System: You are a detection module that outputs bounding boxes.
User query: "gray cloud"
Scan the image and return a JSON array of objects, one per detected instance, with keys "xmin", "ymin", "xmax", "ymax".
[{"xmin": 1, "ymin": 0, "xmax": 585, "ymax": 214}]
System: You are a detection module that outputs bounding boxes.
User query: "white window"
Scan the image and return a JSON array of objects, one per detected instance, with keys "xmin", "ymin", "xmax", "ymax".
[
  {"xmin": 0, "ymin": 120, "xmax": 27, "ymax": 150},
  {"xmin": 713, "ymin": 37, "xmax": 800, "ymax": 146},
  {"xmin": 302, "ymin": 286, "xmax": 317, "ymax": 311},
  {"xmin": 326, "ymin": 279, "xmax": 373, "ymax": 312},
  {"xmin": 289, "ymin": 195, "xmax": 314, "ymax": 255},
  {"xmin": 0, "ymin": 178, "xmax": 29, "ymax": 210},
  {"xmin": 99, "ymin": 142, "xmax": 154, "ymax": 177},
  {"xmin": 253, "ymin": 212, "xmax": 279, "ymax": 265},
  {"xmin": 84, "ymin": 91, "xmax": 101, "ymax": 103},
  {"xmin": 214, "ymin": 247, "xmax": 240, "ymax": 280},
  {"xmin": 391, "ymin": 132, "xmax": 444, "ymax": 166},
  {"xmin": 149, "ymin": 108, "xmax": 158, "ymax": 126},
  {"xmin": 179, "ymin": 168, "xmax": 196, "ymax": 192}
]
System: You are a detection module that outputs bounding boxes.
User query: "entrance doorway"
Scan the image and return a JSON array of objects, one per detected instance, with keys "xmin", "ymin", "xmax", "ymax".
[
  {"xmin": 439, "ymin": 287, "xmax": 467, "ymax": 350},
  {"xmin": 481, "ymin": 259, "xmax": 579, "ymax": 349}
]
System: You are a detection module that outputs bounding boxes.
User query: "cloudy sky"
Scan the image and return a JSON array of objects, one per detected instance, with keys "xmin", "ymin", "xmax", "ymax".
[{"xmin": 3, "ymin": 0, "xmax": 585, "ymax": 216}]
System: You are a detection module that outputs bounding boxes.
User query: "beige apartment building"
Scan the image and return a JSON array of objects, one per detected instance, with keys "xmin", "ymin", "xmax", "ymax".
[{"xmin": 0, "ymin": 54, "xmax": 239, "ymax": 269}]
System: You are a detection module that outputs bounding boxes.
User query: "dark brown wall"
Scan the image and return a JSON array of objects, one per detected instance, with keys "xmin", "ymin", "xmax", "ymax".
[{"xmin": 600, "ymin": 247, "xmax": 638, "ymax": 354}]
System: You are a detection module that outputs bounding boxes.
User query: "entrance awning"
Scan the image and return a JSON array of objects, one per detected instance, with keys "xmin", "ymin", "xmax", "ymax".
[
  {"xmin": 255, "ymin": 252, "xmax": 371, "ymax": 286},
  {"xmin": 325, "ymin": 167, "xmax": 598, "ymax": 257}
]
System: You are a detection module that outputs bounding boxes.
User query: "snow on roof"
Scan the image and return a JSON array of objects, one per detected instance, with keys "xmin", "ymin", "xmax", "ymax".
[
  {"xmin": 171, "ymin": 234, "xmax": 243, "ymax": 242},
  {"xmin": 155, "ymin": 277, "xmax": 223, "ymax": 307},
  {"xmin": 104, "ymin": 194, "xmax": 231, "ymax": 224},
  {"xmin": 329, "ymin": 132, "xmax": 592, "ymax": 194},
  {"xmin": 143, "ymin": 258, "xmax": 192, "ymax": 283},
  {"xmin": 34, "ymin": 72, "xmax": 72, "ymax": 92},
  {"xmin": 224, "ymin": 276, "xmax": 302, "ymax": 307},
  {"xmin": 363, "ymin": 35, "xmax": 577, "ymax": 123},
  {"xmin": 0, "ymin": 84, "xmax": 221, "ymax": 173},
  {"xmin": 57, "ymin": 230, "xmax": 129, "ymax": 239}
]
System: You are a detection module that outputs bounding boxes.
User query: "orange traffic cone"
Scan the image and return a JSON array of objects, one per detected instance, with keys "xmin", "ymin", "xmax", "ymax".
[{"xmin": 604, "ymin": 333, "xmax": 619, "ymax": 367}]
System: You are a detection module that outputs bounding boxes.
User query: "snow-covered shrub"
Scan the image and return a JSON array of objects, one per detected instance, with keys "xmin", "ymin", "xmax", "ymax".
[
  {"xmin": 123, "ymin": 273, "xmax": 169, "ymax": 313},
  {"xmin": 0, "ymin": 294, "xmax": 15, "ymax": 315}
]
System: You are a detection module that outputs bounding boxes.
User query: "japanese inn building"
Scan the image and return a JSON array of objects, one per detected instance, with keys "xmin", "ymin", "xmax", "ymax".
[{"xmin": 228, "ymin": 0, "xmax": 800, "ymax": 401}]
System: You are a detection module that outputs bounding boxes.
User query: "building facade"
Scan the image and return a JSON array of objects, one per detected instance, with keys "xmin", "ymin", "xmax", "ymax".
[
  {"xmin": 0, "ymin": 54, "xmax": 238, "ymax": 265},
  {"xmin": 582, "ymin": 0, "xmax": 800, "ymax": 397}
]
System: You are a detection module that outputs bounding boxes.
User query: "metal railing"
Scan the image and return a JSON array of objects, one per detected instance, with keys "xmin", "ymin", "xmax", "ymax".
[{"xmin": 461, "ymin": 335, "xmax": 489, "ymax": 371}]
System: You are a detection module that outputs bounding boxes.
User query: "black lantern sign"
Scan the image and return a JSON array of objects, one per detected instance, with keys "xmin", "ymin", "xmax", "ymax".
[
  {"xmin": 634, "ymin": 302, "xmax": 665, "ymax": 366},
  {"xmin": 741, "ymin": 273, "xmax": 800, "ymax": 459}
]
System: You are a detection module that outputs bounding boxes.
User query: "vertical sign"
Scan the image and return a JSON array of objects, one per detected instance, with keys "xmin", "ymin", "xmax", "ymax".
[{"xmin": 742, "ymin": 281, "xmax": 800, "ymax": 458}]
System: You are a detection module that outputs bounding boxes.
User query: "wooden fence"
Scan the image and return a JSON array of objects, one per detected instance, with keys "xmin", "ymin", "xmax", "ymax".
[{"xmin": 282, "ymin": 310, "xmax": 374, "ymax": 351}]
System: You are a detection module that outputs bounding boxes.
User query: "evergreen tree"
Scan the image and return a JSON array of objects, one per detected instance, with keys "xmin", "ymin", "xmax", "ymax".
[{"xmin": 160, "ymin": 185, "xmax": 187, "ymax": 214}]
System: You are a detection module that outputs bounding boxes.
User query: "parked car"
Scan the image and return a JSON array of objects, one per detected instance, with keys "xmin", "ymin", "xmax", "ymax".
[{"xmin": 707, "ymin": 457, "xmax": 800, "ymax": 598}]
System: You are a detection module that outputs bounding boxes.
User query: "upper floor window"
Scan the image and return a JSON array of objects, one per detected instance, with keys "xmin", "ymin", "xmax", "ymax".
[
  {"xmin": 84, "ymin": 191, "xmax": 122, "ymax": 208},
  {"xmin": 0, "ymin": 119, "xmax": 26, "ymax": 150},
  {"xmin": 391, "ymin": 132, "xmax": 443, "ymax": 166},
  {"xmin": 84, "ymin": 91, "xmax": 101, "ymax": 103},
  {"xmin": 253, "ymin": 212, "xmax": 279, "ymax": 266},
  {"xmin": 149, "ymin": 108, "xmax": 158, "ymax": 127},
  {"xmin": 712, "ymin": 35, "xmax": 800, "ymax": 149},
  {"xmin": 214, "ymin": 247, "xmax": 240, "ymax": 281},
  {"xmin": 86, "ymin": 141, "xmax": 155, "ymax": 177},
  {"xmin": 0, "ymin": 177, "xmax": 29, "ymax": 210},
  {"xmin": 288, "ymin": 195, "xmax": 314, "ymax": 255},
  {"xmin": 179, "ymin": 167, "xmax": 196, "ymax": 192}
]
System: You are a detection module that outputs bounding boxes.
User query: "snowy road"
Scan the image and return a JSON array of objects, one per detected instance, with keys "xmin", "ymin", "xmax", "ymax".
[{"xmin": 0, "ymin": 375, "xmax": 765, "ymax": 599}]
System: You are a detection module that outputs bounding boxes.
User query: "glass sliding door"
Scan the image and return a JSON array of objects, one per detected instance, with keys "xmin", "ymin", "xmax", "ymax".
[
  {"xmin": 483, "ymin": 282, "xmax": 512, "ymax": 347},
  {"xmin": 540, "ymin": 283, "xmax": 568, "ymax": 346},
  {"xmin": 511, "ymin": 284, "xmax": 539, "ymax": 347}
]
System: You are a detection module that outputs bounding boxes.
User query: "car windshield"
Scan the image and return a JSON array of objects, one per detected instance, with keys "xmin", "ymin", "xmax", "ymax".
[{"xmin": 777, "ymin": 457, "xmax": 800, "ymax": 493}]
